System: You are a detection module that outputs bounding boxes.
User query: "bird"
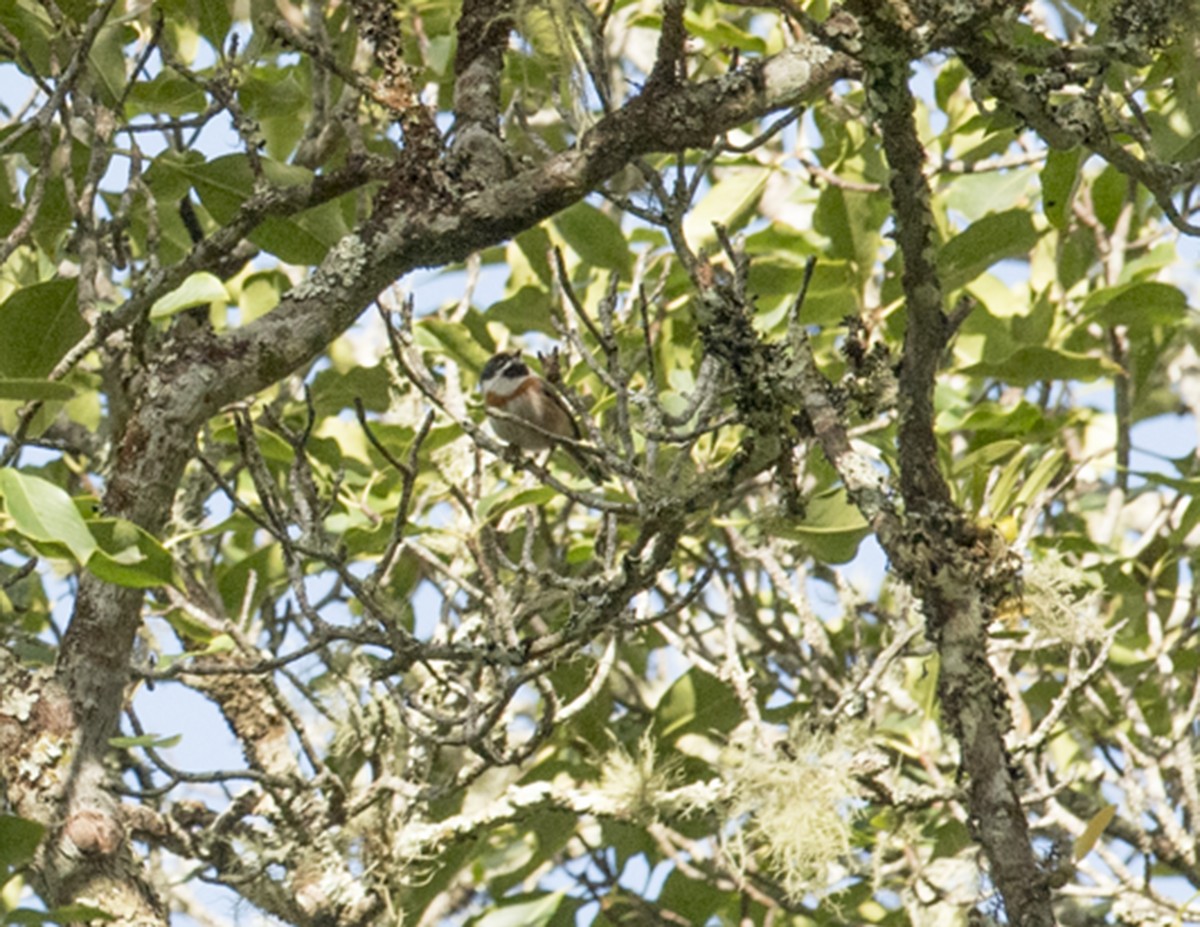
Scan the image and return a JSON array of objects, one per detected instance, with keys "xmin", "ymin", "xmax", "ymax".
[{"xmin": 479, "ymin": 351, "xmax": 602, "ymax": 481}]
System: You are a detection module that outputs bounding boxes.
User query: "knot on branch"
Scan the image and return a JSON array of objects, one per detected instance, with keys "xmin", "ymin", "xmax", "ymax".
[{"xmin": 62, "ymin": 808, "xmax": 123, "ymax": 857}]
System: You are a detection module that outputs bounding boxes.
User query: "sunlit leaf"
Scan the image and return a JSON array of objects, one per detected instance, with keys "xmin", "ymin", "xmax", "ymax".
[
  {"xmin": 1041, "ymin": 148, "xmax": 1083, "ymax": 229},
  {"xmin": 1081, "ymin": 281, "xmax": 1189, "ymax": 330},
  {"xmin": 183, "ymin": 154, "xmax": 348, "ymax": 263},
  {"xmin": 149, "ymin": 272, "xmax": 229, "ymax": 320},
  {"xmin": 86, "ymin": 518, "xmax": 177, "ymax": 589},
  {"xmin": 125, "ymin": 73, "xmax": 208, "ymax": 117},
  {"xmin": 683, "ymin": 168, "xmax": 769, "ymax": 248},
  {"xmin": 764, "ymin": 489, "xmax": 870, "ymax": 563},
  {"xmin": 478, "ymin": 486, "xmax": 559, "ymax": 522},
  {"xmin": 109, "ymin": 733, "xmax": 183, "ymax": 750},
  {"xmin": 471, "ymin": 891, "xmax": 572, "ymax": 927},
  {"xmin": 417, "ymin": 318, "xmax": 495, "ymax": 371},
  {"xmin": 958, "ymin": 346, "xmax": 1121, "ymax": 386},
  {"xmin": 653, "ymin": 668, "xmax": 741, "ymax": 741},
  {"xmin": 87, "ymin": 23, "xmax": 132, "ymax": 107},
  {"xmin": 1074, "ymin": 805, "xmax": 1116, "ymax": 861},
  {"xmin": 939, "ymin": 209, "xmax": 1040, "ymax": 291},
  {"xmin": 0, "ymin": 469, "xmax": 97, "ymax": 564}
]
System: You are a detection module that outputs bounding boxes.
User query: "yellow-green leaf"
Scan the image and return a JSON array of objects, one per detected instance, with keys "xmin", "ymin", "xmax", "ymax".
[
  {"xmin": 0, "ymin": 469, "xmax": 97, "ymax": 564},
  {"xmin": 1073, "ymin": 804, "xmax": 1116, "ymax": 861},
  {"xmin": 149, "ymin": 272, "xmax": 229, "ymax": 320}
]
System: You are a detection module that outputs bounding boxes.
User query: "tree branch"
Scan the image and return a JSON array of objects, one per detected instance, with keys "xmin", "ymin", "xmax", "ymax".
[
  {"xmin": 450, "ymin": 0, "xmax": 516, "ymax": 184},
  {"xmin": 848, "ymin": 5, "xmax": 1055, "ymax": 925},
  {"xmin": 206, "ymin": 34, "xmax": 850, "ymax": 412}
]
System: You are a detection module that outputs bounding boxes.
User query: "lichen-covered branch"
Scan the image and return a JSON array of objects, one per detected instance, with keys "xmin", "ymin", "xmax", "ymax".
[
  {"xmin": 208, "ymin": 35, "xmax": 849, "ymax": 410},
  {"xmin": 847, "ymin": 5, "xmax": 1054, "ymax": 925},
  {"xmin": 450, "ymin": 0, "xmax": 516, "ymax": 184}
]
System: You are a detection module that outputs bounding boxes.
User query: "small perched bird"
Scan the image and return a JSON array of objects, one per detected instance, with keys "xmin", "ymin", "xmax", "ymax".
[{"xmin": 479, "ymin": 351, "xmax": 601, "ymax": 480}]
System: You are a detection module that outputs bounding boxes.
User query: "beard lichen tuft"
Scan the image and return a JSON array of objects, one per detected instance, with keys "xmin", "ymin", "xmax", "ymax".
[
  {"xmin": 723, "ymin": 724, "xmax": 864, "ymax": 900},
  {"xmin": 1022, "ymin": 550, "xmax": 1105, "ymax": 645},
  {"xmin": 597, "ymin": 730, "xmax": 680, "ymax": 821}
]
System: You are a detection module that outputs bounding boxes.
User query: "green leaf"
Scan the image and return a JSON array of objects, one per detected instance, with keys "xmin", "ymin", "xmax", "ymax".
[
  {"xmin": 216, "ymin": 544, "xmax": 284, "ymax": 618},
  {"xmin": 553, "ymin": 201, "xmax": 631, "ymax": 275},
  {"xmin": 28, "ymin": 175, "xmax": 73, "ymax": 256},
  {"xmin": 236, "ymin": 270, "xmax": 286, "ymax": 324},
  {"xmin": 309, "ymin": 363, "xmax": 393, "ymax": 416},
  {"xmin": 0, "ymin": 379, "xmax": 76, "ymax": 401},
  {"xmin": 944, "ymin": 167, "xmax": 1035, "ymax": 220},
  {"xmin": 87, "ymin": 23, "xmax": 131, "ymax": 107},
  {"xmin": 1081, "ymin": 281, "xmax": 1189, "ymax": 331},
  {"xmin": 685, "ymin": 12, "xmax": 767, "ymax": 52},
  {"xmin": 416, "ymin": 316, "xmax": 495, "ymax": 372},
  {"xmin": 6, "ymin": 903, "xmax": 115, "ymax": 924},
  {"xmin": 683, "ymin": 167, "xmax": 769, "ymax": 248},
  {"xmin": 190, "ymin": 0, "xmax": 233, "ymax": 49},
  {"xmin": 125, "ymin": 73, "xmax": 208, "ymax": 117},
  {"xmin": 958, "ymin": 346, "xmax": 1122, "ymax": 386},
  {"xmin": 653, "ymin": 668, "xmax": 742, "ymax": 742},
  {"xmin": 1011, "ymin": 450, "xmax": 1065, "ymax": 510},
  {"xmin": 1091, "ymin": 165, "xmax": 1127, "ymax": 229},
  {"xmin": 1073, "ymin": 804, "xmax": 1116, "ymax": 860},
  {"xmin": 109, "ymin": 733, "xmax": 183, "ymax": 750},
  {"xmin": 0, "ymin": 1, "xmax": 54, "ymax": 76},
  {"xmin": 183, "ymin": 154, "xmax": 347, "ymax": 264},
  {"xmin": 954, "ymin": 438, "xmax": 1022, "ymax": 472},
  {"xmin": 143, "ymin": 149, "xmax": 201, "ymax": 203},
  {"xmin": 471, "ymin": 892, "xmax": 572, "ymax": 927},
  {"xmin": 0, "ymin": 280, "xmax": 87, "ymax": 379},
  {"xmin": 657, "ymin": 869, "xmax": 729, "ymax": 924},
  {"xmin": 513, "ymin": 227, "xmax": 555, "ymax": 287},
  {"xmin": 477, "ymin": 486, "xmax": 558, "ymax": 522},
  {"xmin": 938, "ymin": 209, "xmax": 1040, "ymax": 291},
  {"xmin": 1041, "ymin": 148, "xmax": 1083, "ymax": 229},
  {"xmin": 185, "ymin": 154, "xmax": 299, "ymax": 222},
  {"xmin": 149, "ymin": 272, "xmax": 229, "ymax": 320},
  {"xmin": 0, "ymin": 469, "xmax": 97, "ymax": 564},
  {"xmin": 86, "ymin": 518, "xmax": 177, "ymax": 589},
  {"xmin": 197, "ymin": 633, "xmax": 236, "ymax": 656},
  {"xmin": 482, "ymin": 286, "xmax": 557, "ymax": 336},
  {"xmin": 814, "ymin": 186, "xmax": 886, "ymax": 273},
  {"xmin": 244, "ymin": 70, "xmax": 312, "ymax": 161},
  {"xmin": 934, "ymin": 59, "xmax": 968, "ymax": 112},
  {"xmin": 955, "ymin": 394, "xmax": 1052, "ymax": 431},
  {"xmin": 161, "ymin": 608, "xmax": 219, "ymax": 646},
  {"xmin": 764, "ymin": 489, "xmax": 870, "ymax": 564},
  {"xmin": 0, "ymin": 815, "xmax": 44, "ymax": 869},
  {"xmin": 981, "ymin": 447, "xmax": 1027, "ymax": 517},
  {"xmin": 747, "ymin": 258, "xmax": 859, "ymax": 327}
]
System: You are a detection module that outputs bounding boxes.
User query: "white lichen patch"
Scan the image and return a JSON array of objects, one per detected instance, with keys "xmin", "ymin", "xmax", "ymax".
[
  {"xmin": 596, "ymin": 731, "xmax": 678, "ymax": 820},
  {"xmin": 17, "ymin": 732, "xmax": 64, "ymax": 782},
  {"xmin": 4, "ymin": 688, "xmax": 37, "ymax": 722},
  {"xmin": 1022, "ymin": 549, "xmax": 1105, "ymax": 645},
  {"xmin": 289, "ymin": 235, "xmax": 369, "ymax": 301},
  {"xmin": 723, "ymin": 724, "xmax": 863, "ymax": 900}
]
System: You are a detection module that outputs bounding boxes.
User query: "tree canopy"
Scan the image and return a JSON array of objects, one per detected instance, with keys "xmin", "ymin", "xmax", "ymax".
[{"xmin": 1, "ymin": 1, "xmax": 1199, "ymax": 925}]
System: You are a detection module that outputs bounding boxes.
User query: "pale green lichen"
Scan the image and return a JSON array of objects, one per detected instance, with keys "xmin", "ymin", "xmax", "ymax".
[
  {"xmin": 1022, "ymin": 550, "xmax": 1105, "ymax": 645},
  {"xmin": 597, "ymin": 730, "xmax": 679, "ymax": 820},
  {"xmin": 723, "ymin": 723, "xmax": 864, "ymax": 900},
  {"xmin": 290, "ymin": 235, "xmax": 369, "ymax": 301}
]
